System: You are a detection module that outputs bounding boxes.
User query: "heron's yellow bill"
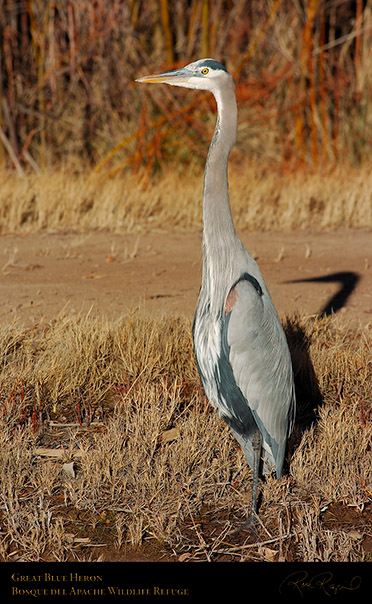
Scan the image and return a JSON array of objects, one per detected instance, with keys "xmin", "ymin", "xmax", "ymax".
[
  {"xmin": 135, "ymin": 74, "xmax": 170, "ymax": 84},
  {"xmin": 136, "ymin": 67, "xmax": 192, "ymax": 87}
]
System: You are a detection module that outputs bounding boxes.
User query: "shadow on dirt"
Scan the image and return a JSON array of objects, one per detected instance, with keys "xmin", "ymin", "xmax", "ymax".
[
  {"xmin": 284, "ymin": 271, "xmax": 361, "ymax": 459},
  {"xmin": 289, "ymin": 271, "xmax": 361, "ymax": 317},
  {"xmin": 284, "ymin": 317, "xmax": 322, "ymax": 466}
]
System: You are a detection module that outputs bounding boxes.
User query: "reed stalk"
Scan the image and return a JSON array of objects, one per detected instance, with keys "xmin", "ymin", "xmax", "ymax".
[
  {"xmin": 319, "ymin": 9, "xmax": 328, "ymax": 164},
  {"xmin": 160, "ymin": 0, "xmax": 174, "ymax": 66},
  {"xmin": 201, "ymin": 0, "xmax": 209, "ymax": 57}
]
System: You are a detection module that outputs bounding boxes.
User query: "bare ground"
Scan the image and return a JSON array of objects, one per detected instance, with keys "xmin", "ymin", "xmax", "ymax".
[
  {"xmin": 0, "ymin": 228, "xmax": 371, "ymax": 328},
  {"xmin": 0, "ymin": 228, "xmax": 371, "ymax": 565}
]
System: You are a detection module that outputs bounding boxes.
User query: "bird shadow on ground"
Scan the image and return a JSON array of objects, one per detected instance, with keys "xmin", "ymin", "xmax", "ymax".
[
  {"xmin": 289, "ymin": 271, "xmax": 361, "ymax": 318},
  {"xmin": 283, "ymin": 271, "xmax": 361, "ymax": 465},
  {"xmin": 284, "ymin": 317, "xmax": 322, "ymax": 463}
]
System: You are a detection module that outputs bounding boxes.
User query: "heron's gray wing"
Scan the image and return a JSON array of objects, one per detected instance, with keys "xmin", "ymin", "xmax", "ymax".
[{"xmin": 222, "ymin": 275, "xmax": 295, "ymax": 474}]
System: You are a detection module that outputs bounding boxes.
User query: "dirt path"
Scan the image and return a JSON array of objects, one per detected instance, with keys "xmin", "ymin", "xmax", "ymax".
[{"xmin": 0, "ymin": 229, "xmax": 371, "ymax": 328}]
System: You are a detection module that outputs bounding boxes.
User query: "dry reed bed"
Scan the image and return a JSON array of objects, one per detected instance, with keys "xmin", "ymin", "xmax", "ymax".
[
  {"xmin": 0, "ymin": 312, "xmax": 371, "ymax": 562},
  {"xmin": 1, "ymin": 163, "xmax": 372, "ymax": 234},
  {"xmin": 1, "ymin": 1, "xmax": 372, "ymax": 170}
]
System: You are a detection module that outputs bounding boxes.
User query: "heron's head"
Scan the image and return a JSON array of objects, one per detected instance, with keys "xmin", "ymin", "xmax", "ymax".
[{"xmin": 136, "ymin": 58, "xmax": 232, "ymax": 93}]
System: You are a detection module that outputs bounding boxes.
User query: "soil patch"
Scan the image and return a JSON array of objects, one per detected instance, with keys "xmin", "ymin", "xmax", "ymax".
[{"xmin": 0, "ymin": 229, "xmax": 371, "ymax": 328}]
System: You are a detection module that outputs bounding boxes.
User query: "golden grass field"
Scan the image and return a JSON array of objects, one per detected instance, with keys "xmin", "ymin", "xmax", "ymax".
[
  {"xmin": 1, "ymin": 163, "xmax": 372, "ymax": 234},
  {"xmin": 0, "ymin": 165, "xmax": 371, "ymax": 563}
]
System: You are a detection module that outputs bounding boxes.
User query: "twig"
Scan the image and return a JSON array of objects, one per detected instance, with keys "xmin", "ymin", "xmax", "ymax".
[
  {"xmin": 34, "ymin": 447, "xmax": 84, "ymax": 459},
  {"xmin": 312, "ymin": 25, "xmax": 372, "ymax": 56},
  {"xmin": 209, "ymin": 532, "xmax": 295, "ymax": 558},
  {"xmin": 23, "ymin": 150, "xmax": 41, "ymax": 174},
  {"xmin": 0, "ymin": 126, "xmax": 25, "ymax": 177},
  {"xmin": 185, "ymin": 503, "xmax": 212, "ymax": 562}
]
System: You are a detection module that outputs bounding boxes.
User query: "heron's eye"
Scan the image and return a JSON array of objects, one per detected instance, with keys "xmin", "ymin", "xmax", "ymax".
[{"xmin": 201, "ymin": 68, "xmax": 209, "ymax": 75}]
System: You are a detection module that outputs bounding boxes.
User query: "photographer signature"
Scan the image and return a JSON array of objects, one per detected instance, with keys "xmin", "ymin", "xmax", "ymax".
[{"xmin": 279, "ymin": 570, "xmax": 362, "ymax": 598}]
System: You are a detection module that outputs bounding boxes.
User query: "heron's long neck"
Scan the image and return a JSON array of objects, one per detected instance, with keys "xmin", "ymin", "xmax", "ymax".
[{"xmin": 202, "ymin": 80, "xmax": 239, "ymax": 283}]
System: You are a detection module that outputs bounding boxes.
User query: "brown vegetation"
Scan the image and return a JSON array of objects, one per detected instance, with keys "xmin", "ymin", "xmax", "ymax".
[
  {"xmin": 0, "ymin": 162, "xmax": 372, "ymax": 235},
  {"xmin": 0, "ymin": 1, "xmax": 372, "ymax": 174},
  {"xmin": 0, "ymin": 313, "xmax": 371, "ymax": 562}
]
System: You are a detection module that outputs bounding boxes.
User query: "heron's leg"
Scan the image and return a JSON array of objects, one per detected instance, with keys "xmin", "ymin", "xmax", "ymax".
[{"xmin": 241, "ymin": 428, "xmax": 262, "ymax": 531}]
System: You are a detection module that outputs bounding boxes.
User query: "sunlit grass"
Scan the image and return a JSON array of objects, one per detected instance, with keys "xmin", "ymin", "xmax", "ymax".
[
  {"xmin": 0, "ymin": 312, "xmax": 371, "ymax": 561},
  {"xmin": 0, "ymin": 163, "xmax": 372, "ymax": 235}
]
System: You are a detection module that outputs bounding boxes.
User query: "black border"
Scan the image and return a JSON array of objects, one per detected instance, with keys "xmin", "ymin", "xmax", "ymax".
[{"xmin": 1, "ymin": 561, "xmax": 371, "ymax": 603}]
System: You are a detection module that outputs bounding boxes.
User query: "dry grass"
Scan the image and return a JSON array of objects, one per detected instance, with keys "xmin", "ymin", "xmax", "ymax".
[
  {"xmin": 1, "ymin": 162, "xmax": 372, "ymax": 234},
  {"xmin": 0, "ymin": 311, "xmax": 371, "ymax": 562}
]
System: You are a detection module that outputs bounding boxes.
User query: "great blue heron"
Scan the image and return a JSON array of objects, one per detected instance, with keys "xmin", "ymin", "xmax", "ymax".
[{"xmin": 137, "ymin": 59, "xmax": 296, "ymax": 530}]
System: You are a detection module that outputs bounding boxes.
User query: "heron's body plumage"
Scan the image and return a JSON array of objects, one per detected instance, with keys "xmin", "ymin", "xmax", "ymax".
[{"xmin": 193, "ymin": 265, "xmax": 295, "ymax": 478}]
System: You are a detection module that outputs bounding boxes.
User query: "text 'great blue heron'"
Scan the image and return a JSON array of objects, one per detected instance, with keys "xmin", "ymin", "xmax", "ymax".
[{"xmin": 137, "ymin": 59, "xmax": 296, "ymax": 530}]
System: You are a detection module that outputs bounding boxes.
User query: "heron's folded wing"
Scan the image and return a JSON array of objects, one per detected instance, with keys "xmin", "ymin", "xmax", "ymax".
[{"xmin": 224, "ymin": 277, "xmax": 295, "ymax": 464}]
